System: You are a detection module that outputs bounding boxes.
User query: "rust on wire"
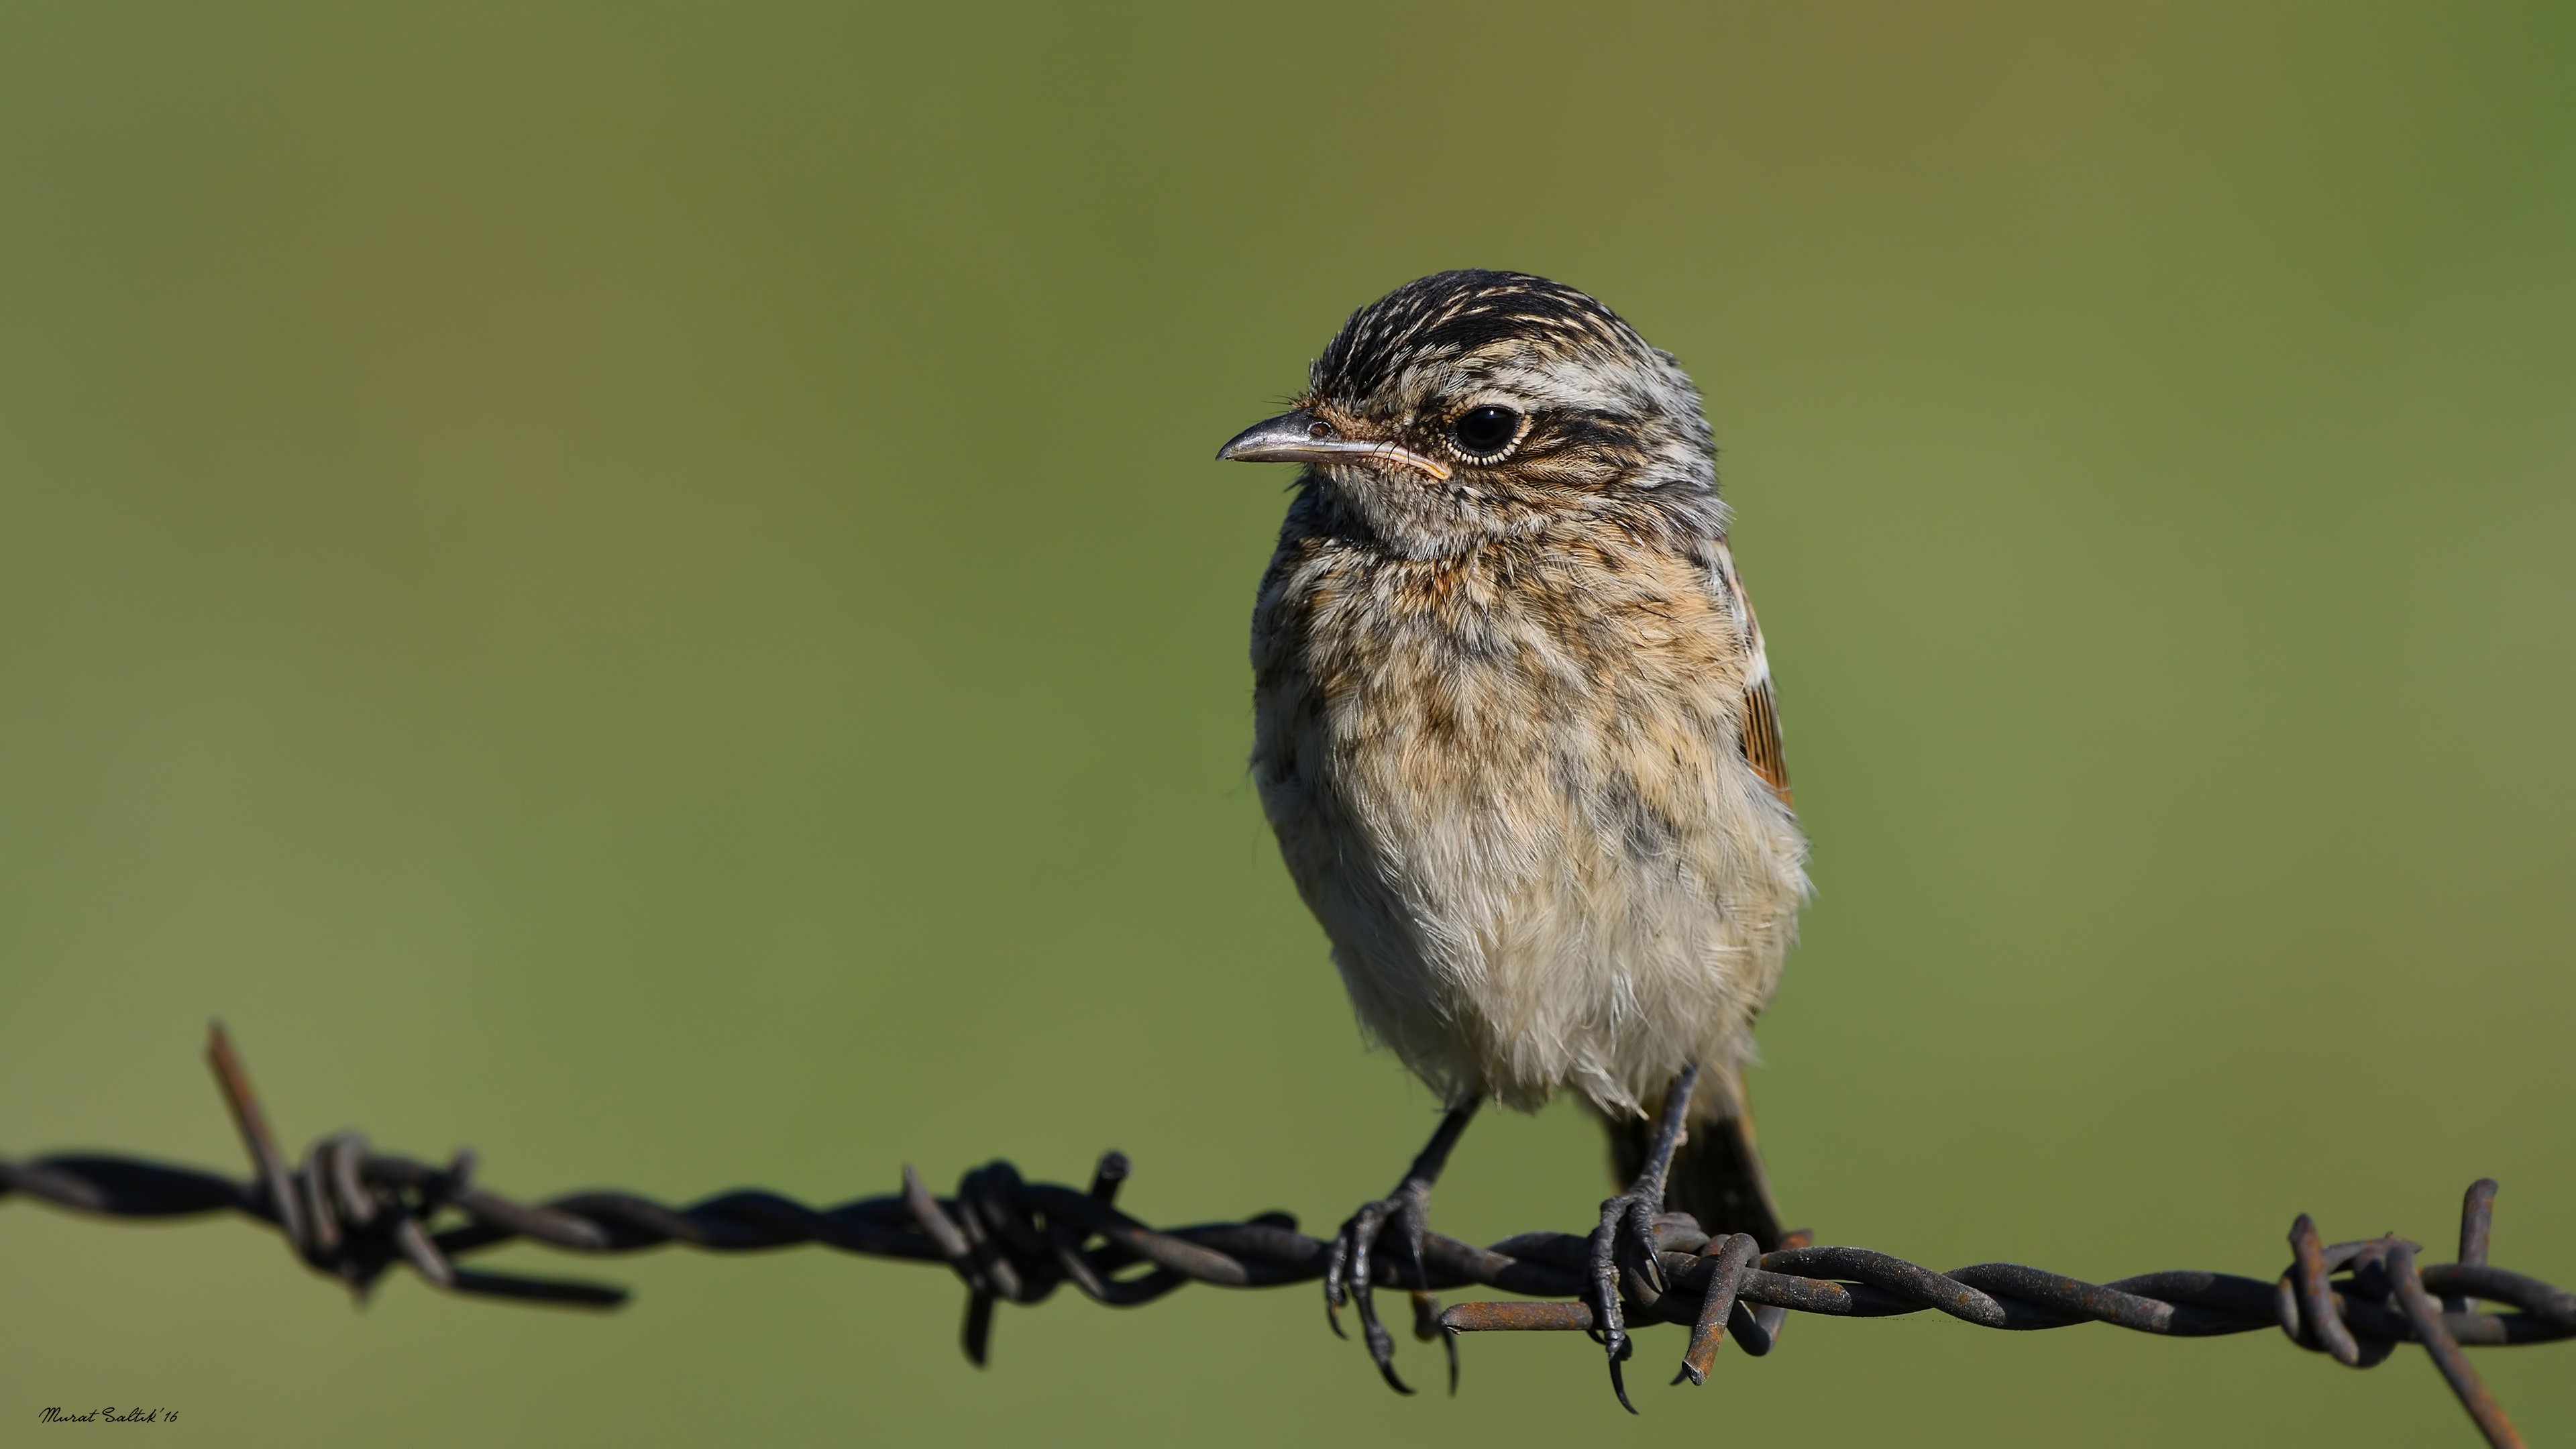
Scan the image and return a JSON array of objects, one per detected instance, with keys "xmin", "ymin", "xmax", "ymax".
[{"xmin": 2, "ymin": 1028, "xmax": 2571, "ymax": 1448}]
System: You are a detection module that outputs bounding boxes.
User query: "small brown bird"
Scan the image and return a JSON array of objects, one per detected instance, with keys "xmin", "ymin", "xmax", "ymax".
[{"xmin": 1219, "ymin": 270, "xmax": 1809, "ymax": 1404}]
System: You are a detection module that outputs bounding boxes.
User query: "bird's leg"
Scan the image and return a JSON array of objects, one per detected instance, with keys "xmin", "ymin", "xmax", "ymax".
[
  {"xmin": 1587, "ymin": 1064, "xmax": 1699, "ymax": 1413},
  {"xmin": 1324, "ymin": 1099, "xmax": 1480, "ymax": 1395}
]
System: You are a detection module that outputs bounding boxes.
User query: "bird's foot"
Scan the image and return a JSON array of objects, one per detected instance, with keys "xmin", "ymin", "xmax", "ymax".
[
  {"xmin": 1583, "ymin": 1181, "xmax": 1667, "ymax": 1411},
  {"xmin": 1585, "ymin": 1065, "xmax": 1702, "ymax": 1413},
  {"xmin": 1322, "ymin": 1102, "xmax": 1479, "ymax": 1395},
  {"xmin": 1324, "ymin": 1180, "xmax": 1442, "ymax": 1394}
]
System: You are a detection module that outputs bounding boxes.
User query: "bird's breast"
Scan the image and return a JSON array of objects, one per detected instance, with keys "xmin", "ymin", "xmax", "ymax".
[
  {"xmin": 1249, "ymin": 529, "xmax": 1806, "ymax": 1110},
  {"xmin": 1252, "ymin": 532, "xmax": 1753, "ymax": 845}
]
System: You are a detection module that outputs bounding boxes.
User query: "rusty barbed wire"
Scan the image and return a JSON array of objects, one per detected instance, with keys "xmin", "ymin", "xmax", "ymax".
[{"xmin": 4, "ymin": 1027, "xmax": 2571, "ymax": 1448}]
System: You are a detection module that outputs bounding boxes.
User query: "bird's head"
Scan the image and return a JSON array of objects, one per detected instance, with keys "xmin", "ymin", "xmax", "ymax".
[{"xmin": 1219, "ymin": 270, "xmax": 1722, "ymax": 557}]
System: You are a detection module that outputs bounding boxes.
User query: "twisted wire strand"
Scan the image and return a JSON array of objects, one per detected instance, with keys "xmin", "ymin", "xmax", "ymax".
[{"xmin": 3, "ymin": 1028, "xmax": 2569, "ymax": 1448}]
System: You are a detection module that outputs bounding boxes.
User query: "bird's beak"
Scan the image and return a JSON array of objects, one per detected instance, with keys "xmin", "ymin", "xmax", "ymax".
[{"xmin": 1215, "ymin": 409, "xmax": 1452, "ymax": 480}]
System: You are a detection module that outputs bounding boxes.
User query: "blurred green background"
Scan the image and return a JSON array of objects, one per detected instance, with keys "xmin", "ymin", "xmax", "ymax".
[{"xmin": 3, "ymin": 3, "xmax": 2571, "ymax": 1444}]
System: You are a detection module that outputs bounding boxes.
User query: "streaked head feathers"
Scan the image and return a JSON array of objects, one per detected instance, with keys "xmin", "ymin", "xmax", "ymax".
[{"xmin": 1224, "ymin": 270, "xmax": 1726, "ymax": 557}]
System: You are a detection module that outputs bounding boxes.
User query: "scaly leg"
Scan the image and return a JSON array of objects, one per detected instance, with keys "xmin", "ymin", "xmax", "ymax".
[
  {"xmin": 1587, "ymin": 1064, "xmax": 1699, "ymax": 1413},
  {"xmin": 1323, "ymin": 1099, "xmax": 1480, "ymax": 1394}
]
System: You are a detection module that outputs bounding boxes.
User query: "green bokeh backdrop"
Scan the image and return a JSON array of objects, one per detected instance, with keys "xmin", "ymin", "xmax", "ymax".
[{"xmin": 4, "ymin": 4, "xmax": 2571, "ymax": 1444}]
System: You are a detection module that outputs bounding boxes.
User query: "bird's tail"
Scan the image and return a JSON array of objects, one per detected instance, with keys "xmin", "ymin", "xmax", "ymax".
[{"xmin": 1596, "ymin": 1068, "xmax": 1786, "ymax": 1250}]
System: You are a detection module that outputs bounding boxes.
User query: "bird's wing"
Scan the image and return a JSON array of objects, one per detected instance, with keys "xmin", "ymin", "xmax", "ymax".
[{"xmin": 1713, "ymin": 540, "xmax": 1792, "ymax": 806}]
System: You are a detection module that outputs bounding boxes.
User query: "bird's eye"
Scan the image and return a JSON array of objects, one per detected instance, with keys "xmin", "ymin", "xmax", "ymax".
[{"xmin": 1450, "ymin": 405, "xmax": 1521, "ymax": 458}]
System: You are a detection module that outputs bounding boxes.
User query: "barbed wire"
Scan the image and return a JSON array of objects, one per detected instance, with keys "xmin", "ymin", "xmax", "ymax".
[{"xmin": 5, "ymin": 1027, "xmax": 2570, "ymax": 1447}]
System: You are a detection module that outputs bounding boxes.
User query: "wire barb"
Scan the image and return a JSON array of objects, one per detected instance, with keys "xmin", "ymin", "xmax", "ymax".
[{"xmin": 1, "ymin": 1030, "xmax": 2569, "ymax": 1444}]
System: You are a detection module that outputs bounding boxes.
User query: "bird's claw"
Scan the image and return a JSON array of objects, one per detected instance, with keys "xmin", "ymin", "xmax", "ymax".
[
  {"xmin": 1319, "ymin": 1102, "xmax": 1478, "ymax": 1394},
  {"xmin": 1324, "ymin": 1183, "xmax": 1434, "ymax": 1394},
  {"xmin": 1583, "ymin": 1063, "xmax": 1702, "ymax": 1413},
  {"xmin": 1586, "ymin": 1183, "xmax": 1668, "ymax": 1413}
]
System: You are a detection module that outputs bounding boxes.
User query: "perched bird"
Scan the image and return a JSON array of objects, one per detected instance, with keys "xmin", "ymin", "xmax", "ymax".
[{"xmin": 1218, "ymin": 270, "xmax": 1809, "ymax": 1403}]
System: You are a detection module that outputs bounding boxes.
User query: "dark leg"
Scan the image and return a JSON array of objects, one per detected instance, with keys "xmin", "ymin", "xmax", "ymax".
[
  {"xmin": 1587, "ymin": 1064, "xmax": 1699, "ymax": 1413},
  {"xmin": 1602, "ymin": 1077, "xmax": 1784, "ymax": 1252},
  {"xmin": 1324, "ymin": 1099, "xmax": 1480, "ymax": 1394}
]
